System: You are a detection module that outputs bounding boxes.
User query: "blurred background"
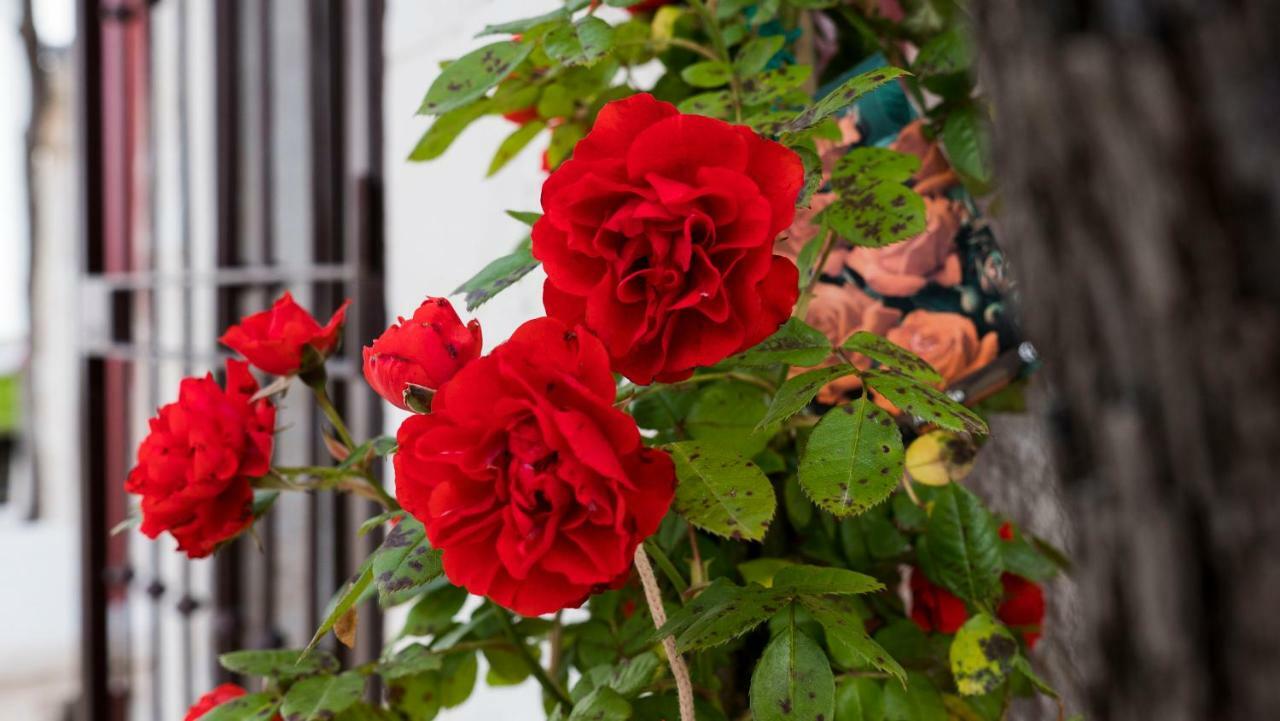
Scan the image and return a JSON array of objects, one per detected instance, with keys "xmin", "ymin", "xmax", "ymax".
[{"xmin": 0, "ymin": 1, "xmax": 559, "ymax": 719}]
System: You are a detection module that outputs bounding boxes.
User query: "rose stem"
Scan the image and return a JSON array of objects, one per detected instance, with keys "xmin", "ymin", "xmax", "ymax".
[
  {"xmin": 308, "ymin": 380, "xmax": 358, "ymax": 451},
  {"xmin": 493, "ymin": 606, "xmax": 573, "ymax": 709},
  {"xmin": 634, "ymin": 545, "xmax": 697, "ymax": 721}
]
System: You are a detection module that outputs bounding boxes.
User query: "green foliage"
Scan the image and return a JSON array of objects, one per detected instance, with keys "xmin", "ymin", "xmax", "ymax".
[
  {"xmin": 949, "ymin": 614, "xmax": 1017, "ymax": 695},
  {"xmin": 883, "ymin": 672, "xmax": 948, "ymax": 721},
  {"xmin": 843, "ymin": 332, "xmax": 943, "ymax": 384},
  {"xmin": 758, "ymin": 364, "xmax": 856, "ymax": 429},
  {"xmin": 418, "ymin": 41, "xmax": 534, "ymax": 115},
  {"xmin": 730, "ymin": 317, "xmax": 832, "ymax": 368},
  {"xmin": 836, "ymin": 677, "xmax": 885, "ymax": 721},
  {"xmin": 862, "ymin": 369, "xmax": 989, "ymax": 435},
  {"xmin": 281, "ymin": 673, "xmax": 365, "ymax": 721},
  {"xmin": 218, "ymin": 648, "xmax": 338, "ymax": 680},
  {"xmin": 372, "ymin": 516, "xmax": 444, "ymax": 608},
  {"xmin": 820, "ymin": 147, "xmax": 926, "ymax": 248},
  {"xmin": 545, "ymin": 17, "xmax": 615, "ymax": 66},
  {"xmin": 750, "ymin": 613, "xmax": 835, "ymax": 721},
  {"xmin": 782, "ymin": 66, "xmax": 910, "ymax": 133},
  {"xmin": 799, "ymin": 398, "xmax": 905, "ymax": 517},
  {"xmin": 921, "ymin": 484, "xmax": 1004, "ymax": 606},
  {"xmin": 200, "ymin": 693, "xmax": 280, "ymax": 721},
  {"xmin": 801, "ymin": 595, "xmax": 906, "ymax": 685},
  {"xmin": 668, "ymin": 440, "xmax": 777, "ymax": 541}
]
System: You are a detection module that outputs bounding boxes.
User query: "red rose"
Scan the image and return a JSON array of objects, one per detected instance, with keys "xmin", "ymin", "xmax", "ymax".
[
  {"xmin": 998, "ymin": 573, "xmax": 1046, "ymax": 649},
  {"xmin": 626, "ymin": 0, "xmax": 675, "ymax": 13},
  {"xmin": 502, "ymin": 106, "xmax": 539, "ymax": 125},
  {"xmin": 533, "ymin": 93, "xmax": 803, "ymax": 383},
  {"xmin": 363, "ymin": 297, "xmax": 482, "ymax": 411},
  {"xmin": 908, "ymin": 567, "xmax": 968, "ymax": 634},
  {"xmin": 184, "ymin": 684, "xmax": 246, "ymax": 721},
  {"xmin": 394, "ymin": 317, "xmax": 676, "ymax": 615},
  {"xmin": 219, "ymin": 292, "xmax": 350, "ymax": 376},
  {"xmin": 125, "ymin": 360, "xmax": 275, "ymax": 558}
]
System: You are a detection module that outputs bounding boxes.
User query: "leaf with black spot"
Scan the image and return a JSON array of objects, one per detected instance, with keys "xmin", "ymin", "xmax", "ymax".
[
  {"xmin": 862, "ymin": 368, "xmax": 989, "ymax": 435},
  {"xmin": 568, "ymin": 686, "xmax": 633, "ymax": 721},
  {"xmin": 280, "ymin": 672, "xmax": 364, "ymax": 721},
  {"xmin": 798, "ymin": 398, "xmax": 904, "ymax": 517},
  {"xmin": 772, "ymin": 564, "xmax": 885, "ymax": 596},
  {"xmin": 819, "ymin": 147, "xmax": 925, "ymax": 249},
  {"xmin": 667, "ymin": 441, "xmax": 777, "ymax": 541},
  {"xmin": 418, "ymin": 41, "xmax": 534, "ymax": 116},
  {"xmin": 843, "ymin": 332, "xmax": 942, "ymax": 384},
  {"xmin": 674, "ymin": 586, "xmax": 792, "ymax": 652},
  {"xmin": 801, "ymin": 595, "xmax": 906, "ymax": 686},
  {"xmin": 749, "ymin": 616, "xmax": 835, "ymax": 721},
  {"xmin": 305, "ymin": 561, "xmax": 373, "ymax": 654},
  {"xmin": 949, "ymin": 613, "xmax": 1017, "ymax": 695},
  {"xmin": 218, "ymin": 648, "xmax": 338, "ymax": 680},
  {"xmin": 781, "ymin": 66, "xmax": 909, "ymax": 133},
  {"xmin": 453, "ymin": 237, "xmax": 539, "ymax": 311},
  {"xmin": 756, "ymin": 364, "xmax": 858, "ymax": 431},
  {"xmin": 544, "ymin": 16, "xmax": 615, "ymax": 67},
  {"xmin": 729, "ymin": 318, "xmax": 832, "ymax": 369},
  {"xmin": 373, "ymin": 516, "xmax": 444, "ymax": 608},
  {"xmin": 198, "ymin": 692, "xmax": 280, "ymax": 721},
  {"xmin": 677, "ymin": 90, "xmax": 735, "ymax": 119}
]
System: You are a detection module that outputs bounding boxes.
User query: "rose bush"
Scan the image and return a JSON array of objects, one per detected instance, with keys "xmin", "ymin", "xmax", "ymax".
[
  {"xmin": 533, "ymin": 93, "xmax": 804, "ymax": 383},
  {"xmin": 220, "ymin": 292, "xmax": 349, "ymax": 376},
  {"xmin": 125, "ymin": 359, "xmax": 275, "ymax": 558},
  {"xmin": 394, "ymin": 317, "xmax": 676, "ymax": 615},
  {"xmin": 798, "ymin": 283, "xmax": 902, "ymax": 402},
  {"xmin": 846, "ymin": 196, "xmax": 965, "ymax": 297},
  {"xmin": 363, "ymin": 296, "xmax": 482, "ymax": 410}
]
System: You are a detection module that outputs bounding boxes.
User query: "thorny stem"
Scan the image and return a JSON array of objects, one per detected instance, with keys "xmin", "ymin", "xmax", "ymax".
[
  {"xmin": 635, "ymin": 545, "xmax": 697, "ymax": 721},
  {"xmin": 493, "ymin": 606, "xmax": 573, "ymax": 709}
]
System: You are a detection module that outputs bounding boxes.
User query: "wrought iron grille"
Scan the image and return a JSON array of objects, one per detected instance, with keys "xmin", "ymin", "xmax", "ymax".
[{"xmin": 76, "ymin": 1, "xmax": 386, "ymax": 719}]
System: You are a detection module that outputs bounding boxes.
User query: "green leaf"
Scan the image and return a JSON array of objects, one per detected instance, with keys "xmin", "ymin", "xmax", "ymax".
[
  {"xmin": 740, "ymin": 65, "xmax": 812, "ymax": 106},
  {"xmin": 675, "ymin": 588, "xmax": 791, "ymax": 651},
  {"xmin": 281, "ymin": 672, "xmax": 364, "ymax": 721},
  {"xmin": 773, "ymin": 564, "xmax": 885, "ymax": 596},
  {"xmin": 380, "ymin": 642, "xmax": 444, "ymax": 680},
  {"xmin": 739, "ymin": 558, "xmax": 796, "ymax": 587},
  {"xmin": 730, "ymin": 318, "xmax": 832, "ymax": 368},
  {"xmin": 942, "ymin": 106, "xmax": 994, "ymax": 194},
  {"xmin": 1000, "ymin": 535, "xmax": 1059, "ymax": 583},
  {"xmin": 385, "ymin": 671, "xmax": 441, "ymax": 720},
  {"xmin": 821, "ymin": 148, "xmax": 926, "ymax": 248},
  {"xmin": 681, "ymin": 60, "xmax": 734, "ymax": 88},
  {"xmin": 546, "ymin": 121, "xmax": 587, "ymax": 168},
  {"xmin": 667, "ymin": 440, "xmax": 776, "ymax": 541},
  {"xmin": 218, "ymin": 648, "xmax": 338, "ymax": 679},
  {"xmin": 836, "ymin": 677, "xmax": 885, "ymax": 721},
  {"xmin": 419, "ymin": 42, "xmax": 534, "ymax": 115},
  {"xmin": 372, "ymin": 517, "xmax": 444, "ymax": 608},
  {"xmin": 402, "ymin": 581, "xmax": 469, "ymax": 637},
  {"xmin": 453, "ymin": 238, "xmax": 540, "ymax": 311},
  {"xmin": 199, "ymin": 692, "xmax": 280, "ymax": 721},
  {"xmin": 799, "ymin": 398, "xmax": 904, "ymax": 517},
  {"xmin": 477, "ymin": 4, "xmax": 580, "ymax": 36},
  {"xmin": 569, "ymin": 687, "xmax": 633, "ymax": 721},
  {"xmin": 306, "ymin": 563, "xmax": 373, "ymax": 653},
  {"xmin": 505, "ymin": 209, "xmax": 542, "ymax": 226},
  {"xmin": 949, "ymin": 614, "xmax": 1017, "ymax": 695},
  {"xmin": 882, "ymin": 672, "xmax": 947, "ymax": 721},
  {"xmin": 862, "ymin": 369, "xmax": 989, "ymax": 435},
  {"xmin": 757, "ymin": 365, "xmax": 858, "ymax": 430},
  {"xmin": 358, "ymin": 510, "xmax": 403, "ymax": 537},
  {"xmin": 408, "ymin": 99, "xmax": 493, "ymax": 161},
  {"xmin": 650, "ymin": 577, "xmax": 740, "ymax": 641},
  {"xmin": 545, "ymin": 17, "xmax": 615, "ymax": 66},
  {"xmin": 922, "ymin": 484, "xmax": 1003, "ymax": 606},
  {"xmin": 843, "ymin": 332, "xmax": 942, "ymax": 384},
  {"xmin": 911, "ymin": 26, "xmax": 972, "ymax": 96},
  {"xmin": 440, "ymin": 652, "xmax": 479, "ymax": 707},
  {"xmin": 575, "ymin": 652, "xmax": 662, "ymax": 700},
  {"xmin": 686, "ymin": 380, "xmax": 776, "ymax": 456},
  {"xmin": 677, "ymin": 90, "xmax": 735, "ymax": 119},
  {"xmin": 734, "ymin": 35, "xmax": 785, "ymax": 77},
  {"xmin": 801, "ymin": 596, "xmax": 905, "ymax": 686},
  {"xmin": 1012, "ymin": 655, "xmax": 1059, "ymax": 698},
  {"xmin": 750, "ymin": 620, "xmax": 835, "ymax": 721},
  {"xmin": 782, "ymin": 66, "xmax": 909, "ymax": 133},
  {"xmin": 487, "ymin": 120, "xmax": 546, "ymax": 176}
]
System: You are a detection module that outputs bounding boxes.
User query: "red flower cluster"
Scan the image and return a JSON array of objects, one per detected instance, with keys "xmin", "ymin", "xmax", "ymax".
[
  {"xmin": 394, "ymin": 317, "xmax": 675, "ymax": 615},
  {"xmin": 533, "ymin": 93, "xmax": 803, "ymax": 383},
  {"xmin": 907, "ymin": 524, "xmax": 1047, "ymax": 648},
  {"xmin": 363, "ymin": 297, "xmax": 482, "ymax": 410},
  {"xmin": 220, "ymin": 292, "xmax": 350, "ymax": 376},
  {"xmin": 126, "ymin": 360, "xmax": 275, "ymax": 558}
]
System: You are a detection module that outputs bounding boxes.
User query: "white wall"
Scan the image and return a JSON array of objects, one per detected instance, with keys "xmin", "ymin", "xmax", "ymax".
[{"xmin": 384, "ymin": 2, "xmax": 562, "ymax": 718}]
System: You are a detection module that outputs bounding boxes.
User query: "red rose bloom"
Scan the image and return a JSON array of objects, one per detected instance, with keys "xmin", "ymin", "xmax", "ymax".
[
  {"xmin": 125, "ymin": 360, "xmax": 275, "ymax": 558},
  {"xmin": 394, "ymin": 317, "xmax": 676, "ymax": 615},
  {"xmin": 908, "ymin": 567, "xmax": 969, "ymax": 634},
  {"xmin": 998, "ymin": 573, "xmax": 1046, "ymax": 648},
  {"xmin": 363, "ymin": 297, "xmax": 482, "ymax": 411},
  {"xmin": 532, "ymin": 93, "xmax": 803, "ymax": 383},
  {"xmin": 185, "ymin": 684, "xmax": 246, "ymax": 721},
  {"xmin": 220, "ymin": 292, "xmax": 350, "ymax": 376}
]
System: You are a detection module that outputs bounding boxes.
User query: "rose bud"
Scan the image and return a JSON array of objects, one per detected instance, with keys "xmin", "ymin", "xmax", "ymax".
[
  {"xmin": 219, "ymin": 291, "xmax": 350, "ymax": 376},
  {"xmin": 363, "ymin": 297, "xmax": 482, "ymax": 411},
  {"xmin": 125, "ymin": 360, "xmax": 275, "ymax": 558}
]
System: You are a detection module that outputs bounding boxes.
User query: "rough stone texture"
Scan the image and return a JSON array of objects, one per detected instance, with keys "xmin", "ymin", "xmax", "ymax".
[{"xmin": 971, "ymin": 2, "xmax": 1280, "ymax": 719}]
